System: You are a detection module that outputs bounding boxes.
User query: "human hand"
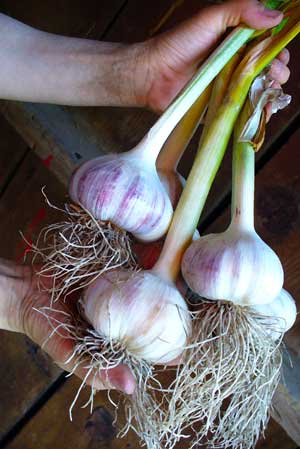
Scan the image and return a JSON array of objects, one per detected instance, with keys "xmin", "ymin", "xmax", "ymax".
[
  {"xmin": 135, "ymin": 0, "xmax": 290, "ymax": 113},
  {"xmin": 0, "ymin": 259, "xmax": 136, "ymax": 394}
]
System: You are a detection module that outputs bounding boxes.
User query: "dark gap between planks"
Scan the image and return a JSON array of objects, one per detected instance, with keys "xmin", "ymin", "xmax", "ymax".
[
  {"xmin": 199, "ymin": 111, "xmax": 300, "ymax": 234},
  {"xmin": 0, "ymin": 374, "xmax": 66, "ymax": 449},
  {"xmin": 102, "ymin": 0, "xmax": 129, "ymax": 38},
  {"xmin": 0, "ymin": 148, "xmax": 30, "ymax": 199}
]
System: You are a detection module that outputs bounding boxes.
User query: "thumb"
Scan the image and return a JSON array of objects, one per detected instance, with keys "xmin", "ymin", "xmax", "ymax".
[{"xmin": 157, "ymin": 0, "xmax": 283, "ymax": 69}]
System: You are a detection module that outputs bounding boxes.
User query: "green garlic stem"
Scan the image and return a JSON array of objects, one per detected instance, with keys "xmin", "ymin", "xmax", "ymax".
[
  {"xmin": 154, "ymin": 14, "xmax": 300, "ymax": 283},
  {"xmin": 231, "ymin": 102, "xmax": 255, "ymax": 231},
  {"xmin": 139, "ymin": 27, "xmax": 255, "ymax": 164},
  {"xmin": 157, "ymin": 85, "xmax": 211, "ymax": 172}
]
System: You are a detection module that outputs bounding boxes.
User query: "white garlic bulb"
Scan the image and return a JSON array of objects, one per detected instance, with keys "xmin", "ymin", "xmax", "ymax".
[
  {"xmin": 251, "ymin": 288, "xmax": 297, "ymax": 338},
  {"xmin": 82, "ymin": 269, "xmax": 191, "ymax": 364},
  {"xmin": 69, "ymin": 152, "xmax": 173, "ymax": 242},
  {"xmin": 181, "ymin": 226, "xmax": 283, "ymax": 306}
]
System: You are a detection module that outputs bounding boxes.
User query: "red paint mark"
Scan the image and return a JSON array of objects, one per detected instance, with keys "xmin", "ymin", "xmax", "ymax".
[
  {"xmin": 16, "ymin": 207, "xmax": 47, "ymax": 263},
  {"xmin": 28, "ymin": 207, "xmax": 47, "ymax": 231},
  {"xmin": 42, "ymin": 154, "xmax": 54, "ymax": 169}
]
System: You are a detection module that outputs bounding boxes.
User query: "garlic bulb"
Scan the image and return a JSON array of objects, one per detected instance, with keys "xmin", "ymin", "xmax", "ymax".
[
  {"xmin": 70, "ymin": 151, "xmax": 173, "ymax": 241},
  {"xmin": 182, "ymin": 227, "xmax": 284, "ymax": 306},
  {"xmin": 251, "ymin": 288, "xmax": 297, "ymax": 338},
  {"xmin": 82, "ymin": 269, "xmax": 191, "ymax": 363}
]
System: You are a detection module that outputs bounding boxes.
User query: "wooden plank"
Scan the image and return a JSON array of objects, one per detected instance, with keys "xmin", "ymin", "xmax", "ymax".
[
  {"xmin": 3, "ymin": 375, "xmax": 197, "ymax": 449},
  {"xmin": 0, "ymin": 115, "xmax": 27, "ymax": 193},
  {"xmin": 0, "ymin": 150, "xmax": 69, "ymax": 439},
  {"xmin": 1, "ymin": 0, "xmax": 126, "ymax": 39},
  {"xmin": 206, "ymin": 128, "xmax": 300, "ymax": 445}
]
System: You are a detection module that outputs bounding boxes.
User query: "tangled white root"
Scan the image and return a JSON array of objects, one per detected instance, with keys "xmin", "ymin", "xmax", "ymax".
[
  {"xmin": 31, "ymin": 193, "xmax": 136, "ymax": 303},
  {"xmin": 35, "ymin": 306, "xmax": 175, "ymax": 449},
  {"xmin": 163, "ymin": 300, "xmax": 283, "ymax": 449}
]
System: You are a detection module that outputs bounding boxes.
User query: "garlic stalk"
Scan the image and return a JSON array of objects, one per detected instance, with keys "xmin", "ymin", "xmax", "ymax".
[{"xmin": 157, "ymin": 86, "xmax": 211, "ymax": 207}]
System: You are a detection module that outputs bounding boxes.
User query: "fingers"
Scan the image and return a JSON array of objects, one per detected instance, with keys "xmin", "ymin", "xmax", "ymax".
[
  {"xmin": 237, "ymin": 0, "xmax": 283, "ymax": 30},
  {"xmin": 70, "ymin": 363, "xmax": 136, "ymax": 394},
  {"xmin": 277, "ymin": 48, "xmax": 290, "ymax": 66},
  {"xmin": 269, "ymin": 58, "xmax": 290, "ymax": 85}
]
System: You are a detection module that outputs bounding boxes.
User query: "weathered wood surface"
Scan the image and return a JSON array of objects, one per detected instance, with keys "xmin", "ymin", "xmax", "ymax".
[
  {"xmin": 207, "ymin": 127, "xmax": 300, "ymax": 445},
  {"xmin": 4, "ymin": 376, "xmax": 296, "ymax": 449},
  {"xmin": 1, "ymin": 0, "xmax": 126, "ymax": 37},
  {"xmin": 0, "ymin": 115, "xmax": 27, "ymax": 194},
  {"xmin": 0, "ymin": 150, "xmax": 69, "ymax": 440}
]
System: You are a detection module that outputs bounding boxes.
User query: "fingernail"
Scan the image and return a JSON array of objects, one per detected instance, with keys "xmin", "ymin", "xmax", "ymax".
[
  {"xmin": 110, "ymin": 377, "xmax": 135, "ymax": 395},
  {"xmin": 261, "ymin": 7, "xmax": 283, "ymax": 19}
]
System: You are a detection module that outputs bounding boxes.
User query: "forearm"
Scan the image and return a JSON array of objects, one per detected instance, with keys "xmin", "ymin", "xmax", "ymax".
[{"xmin": 0, "ymin": 14, "xmax": 147, "ymax": 107}]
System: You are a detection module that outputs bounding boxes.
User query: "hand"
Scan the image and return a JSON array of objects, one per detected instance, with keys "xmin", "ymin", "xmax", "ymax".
[
  {"xmin": 135, "ymin": 0, "xmax": 290, "ymax": 112},
  {"xmin": 0, "ymin": 259, "xmax": 136, "ymax": 394}
]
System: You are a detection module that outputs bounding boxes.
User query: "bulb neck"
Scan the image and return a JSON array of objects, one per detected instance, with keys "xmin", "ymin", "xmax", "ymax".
[{"xmin": 231, "ymin": 132, "xmax": 255, "ymax": 232}]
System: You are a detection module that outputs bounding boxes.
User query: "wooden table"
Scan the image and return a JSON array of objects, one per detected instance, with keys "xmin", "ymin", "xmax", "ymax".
[{"xmin": 0, "ymin": 1, "xmax": 299, "ymax": 448}]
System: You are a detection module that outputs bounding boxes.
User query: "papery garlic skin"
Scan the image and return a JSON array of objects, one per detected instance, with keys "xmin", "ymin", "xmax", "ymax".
[
  {"xmin": 181, "ymin": 226, "xmax": 284, "ymax": 306},
  {"xmin": 251, "ymin": 289, "xmax": 297, "ymax": 338},
  {"xmin": 69, "ymin": 152, "xmax": 173, "ymax": 242},
  {"xmin": 158, "ymin": 169, "xmax": 185, "ymax": 210},
  {"xmin": 82, "ymin": 270, "xmax": 191, "ymax": 364}
]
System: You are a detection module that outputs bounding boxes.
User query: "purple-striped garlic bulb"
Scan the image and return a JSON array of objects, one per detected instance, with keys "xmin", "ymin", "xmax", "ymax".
[
  {"xmin": 70, "ymin": 149, "xmax": 173, "ymax": 242},
  {"xmin": 181, "ymin": 228, "xmax": 284, "ymax": 306}
]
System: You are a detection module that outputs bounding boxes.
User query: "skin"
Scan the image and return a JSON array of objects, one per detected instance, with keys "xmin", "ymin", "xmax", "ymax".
[{"xmin": 0, "ymin": 0, "xmax": 290, "ymax": 393}]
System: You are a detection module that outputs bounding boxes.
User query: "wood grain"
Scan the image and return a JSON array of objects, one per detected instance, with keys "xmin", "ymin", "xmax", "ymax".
[
  {"xmin": 0, "ymin": 0, "xmax": 126, "ymax": 38},
  {"xmin": 0, "ymin": 150, "xmax": 69, "ymax": 439},
  {"xmin": 0, "ymin": 115, "xmax": 27, "ymax": 193}
]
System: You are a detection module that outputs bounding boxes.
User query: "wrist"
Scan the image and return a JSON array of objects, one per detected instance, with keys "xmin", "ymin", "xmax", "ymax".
[{"xmin": 93, "ymin": 41, "xmax": 152, "ymax": 108}]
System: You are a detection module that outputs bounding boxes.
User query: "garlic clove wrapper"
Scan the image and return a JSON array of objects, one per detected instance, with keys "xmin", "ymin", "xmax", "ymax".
[
  {"xmin": 69, "ymin": 152, "xmax": 173, "ymax": 242},
  {"xmin": 181, "ymin": 227, "xmax": 284, "ymax": 306},
  {"xmin": 82, "ymin": 270, "xmax": 191, "ymax": 364},
  {"xmin": 250, "ymin": 288, "xmax": 297, "ymax": 339},
  {"xmin": 158, "ymin": 169, "xmax": 185, "ymax": 210}
]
